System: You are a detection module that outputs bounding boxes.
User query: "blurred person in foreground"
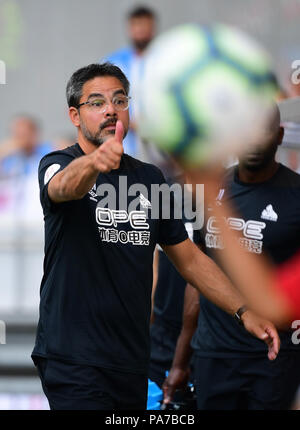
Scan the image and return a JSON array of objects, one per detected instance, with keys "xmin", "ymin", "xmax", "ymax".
[
  {"xmin": 150, "ymin": 228, "xmax": 195, "ymax": 387},
  {"xmin": 163, "ymin": 105, "xmax": 300, "ymax": 409},
  {"xmin": 149, "ymin": 172, "xmax": 198, "ymax": 409},
  {"xmin": 31, "ymin": 63, "xmax": 279, "ymax": 410},
  {"xmin": 0, "ymin": 115, "xmax": 53, "ymax": 222},
  {"xmin": 173, "ymin": 100, "xmax": 300, "ymax": 325},
  {"xmin": 189, "ymin": 176, "xmax": 300, "ymax": 329},
  {"xmin": 101, "ymin": 5, "xmax": 162, "ymax": 163}
]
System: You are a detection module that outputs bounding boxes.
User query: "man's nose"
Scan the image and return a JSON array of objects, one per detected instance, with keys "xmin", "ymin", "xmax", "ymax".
[{"xmin": 105, "ymin": 101, "xmax": 117, "ymax": 116}]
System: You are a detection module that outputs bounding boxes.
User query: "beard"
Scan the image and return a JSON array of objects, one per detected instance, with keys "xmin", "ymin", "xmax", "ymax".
[
  {"xmin": 80, "ymin": 118, "xmax": 117, "ymax": 147},
  {"xmin": 240, "ymin": 149, "xmax": 277, "ymax": 172},
  {"xmin": 132, "ymin": 38, "xmax": 152, "ymax": 52}
]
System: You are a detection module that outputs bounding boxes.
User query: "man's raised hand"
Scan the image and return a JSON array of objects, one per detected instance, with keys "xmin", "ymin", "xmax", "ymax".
[{"xmin": 90, "ymin": 120, "xmax": 124, "ymax": 173}]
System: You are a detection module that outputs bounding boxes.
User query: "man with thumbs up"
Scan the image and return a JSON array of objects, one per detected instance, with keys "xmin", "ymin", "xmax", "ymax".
[{"xmin": 32, "ymin": 63, "xmax": 280, "ymax": 410}]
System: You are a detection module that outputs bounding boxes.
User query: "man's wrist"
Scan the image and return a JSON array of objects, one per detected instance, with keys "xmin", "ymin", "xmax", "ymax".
[
  {"xmin": 86, "ymin": 152, "xmax": 100, "ymax": 174},
  {"xmin": 233, "ymin": 305, "xmax": 248, "ymax": 326}
]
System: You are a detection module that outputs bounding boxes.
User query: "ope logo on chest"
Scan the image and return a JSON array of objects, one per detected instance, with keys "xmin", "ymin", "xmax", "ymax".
[
  {"xmin": 207, "ymin": 216, "xmax": 266, "ymax": 240},
  {"xmin": 96, "ymin": 208, "xmax": 149, "ymax": 230}
]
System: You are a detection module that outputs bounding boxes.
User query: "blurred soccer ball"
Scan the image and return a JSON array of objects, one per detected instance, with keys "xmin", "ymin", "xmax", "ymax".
[{"xmin": 137, "ymin": 23, "xmax": 278, "ymax": 166}]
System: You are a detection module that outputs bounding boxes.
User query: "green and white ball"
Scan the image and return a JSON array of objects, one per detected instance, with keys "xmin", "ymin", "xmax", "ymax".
[{"xmin": 137, "ymin": 23, "xmax": 278, "ymax": 166}]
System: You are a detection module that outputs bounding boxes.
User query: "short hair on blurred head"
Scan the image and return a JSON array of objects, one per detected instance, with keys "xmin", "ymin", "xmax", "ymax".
[
  {"xmin": 127, "ymin": 5, "xmax": 156, "ymax": 20},
  {"xmin": 66, "ymin": 63, "xmax": 130, "ymax": 108}
]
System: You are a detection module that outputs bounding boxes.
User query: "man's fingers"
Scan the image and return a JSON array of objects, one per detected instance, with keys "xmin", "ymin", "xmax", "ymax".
[
  {"xmin": 101, "ymin": 139, "xmax": 123, "ymax": 157},
  {"xmin": 162, "ymin": 382, "xmax": 174, "ymax": 405},
  {"xmin": 264, "ymin": 326, "xmax": 280, "ymax": 360},
  {"xmin": 110, "ymin": 141, "xmax": 124, "ymax": 156},
  {"xmin": 114, "ymin": 120, "xmax": 124, "ymax": 144},
  {"xmin": 92, "ymin": 124, "xmax": 124, "ymax": 173},
  {"xmin": 255, "ymin": 329, "xmax": 277, "ymax": 361},
  {"xmin": 102, "ymin": 146, "xmax": 122, "ymax": 163},
  {"xmin": 251, "ymin": 324, "xmax": 268, "ymax": 341},
  {"xmin": 94, "ymin": 140, "xmax": 123, "ymax": 172},
  {"xmin": 258, "ymin": 325, "xmax": 280, "ymax": 361},
  {"xmin": 242, "ymin": 311, "xmax": 280, "ymax": 361},
  {"xmin": 267, "ymin": 339, "xmax": 278, "ymax": 361},
  {"xmin": 95, "ymin": 153, "xmax": 121, "ymax": 172},
  {"xmin": 265, "ymin": 326, "xmax": 280, "ymax": 350}
]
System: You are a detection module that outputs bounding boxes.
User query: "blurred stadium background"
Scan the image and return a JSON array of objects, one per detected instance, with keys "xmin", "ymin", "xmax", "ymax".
[{"xmin": 0, "ymin": 0, "xmax": 300, "ymax": 410}]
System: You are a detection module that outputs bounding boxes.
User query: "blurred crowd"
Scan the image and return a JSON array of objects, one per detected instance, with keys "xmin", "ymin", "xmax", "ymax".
[{"xmin": 0, "ymin": 116, "xmax": 74, "ymax": 225}]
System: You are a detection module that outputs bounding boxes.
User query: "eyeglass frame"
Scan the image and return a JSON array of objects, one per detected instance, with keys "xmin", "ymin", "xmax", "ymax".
[{"xmin": 77, "ymin": 95, "xmax": 131, "ymax": 113}]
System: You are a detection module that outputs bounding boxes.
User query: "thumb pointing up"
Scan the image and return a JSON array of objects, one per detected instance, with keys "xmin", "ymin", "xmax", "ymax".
[{"xmin": 115, "ymin": 120, "xmax": 124, "ymax": 144}]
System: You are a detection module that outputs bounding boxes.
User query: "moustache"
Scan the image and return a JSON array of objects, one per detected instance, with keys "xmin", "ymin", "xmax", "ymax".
[{"xmin": 99, "ymin": 118, "xmax": 117, "ymax": 131}]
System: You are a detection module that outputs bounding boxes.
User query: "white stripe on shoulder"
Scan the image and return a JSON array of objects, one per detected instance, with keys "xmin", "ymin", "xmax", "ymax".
[{"xmin": 44, "ymin": 164, "xmax": 61, "ymax": 185}]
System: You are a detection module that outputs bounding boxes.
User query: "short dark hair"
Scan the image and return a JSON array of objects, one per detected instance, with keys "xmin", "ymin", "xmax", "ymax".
[
  {"xmin": 66, "ymin": 63, "xmax": 130, "ymax": 108},
  {"xmin": 128, "ymin": 5, "xmax": 156, "ymax": 20}
]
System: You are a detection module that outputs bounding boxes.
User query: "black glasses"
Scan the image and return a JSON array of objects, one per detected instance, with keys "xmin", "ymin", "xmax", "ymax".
[{"xmin": 77, "ymin": 95, "xmax": 131, "ymax": 113}]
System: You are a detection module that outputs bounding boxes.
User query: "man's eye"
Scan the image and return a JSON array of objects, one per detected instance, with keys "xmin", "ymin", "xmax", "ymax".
[
  {"xmin": 91, "ymin": 100, "xmax": 105, "ymax": 107},
  {"xmin": 114, "ymin": 98, "xmax": 126, "ymax": 105}
]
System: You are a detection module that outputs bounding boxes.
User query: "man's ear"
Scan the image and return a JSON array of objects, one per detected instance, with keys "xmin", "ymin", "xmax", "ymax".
[
  {"xmin": 278, "ymin": 126, "xmax": 284, "ymax": 146},
  {"xmin": 69, "ymin": 107, "xmax": 80, "ymax": 127}
]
